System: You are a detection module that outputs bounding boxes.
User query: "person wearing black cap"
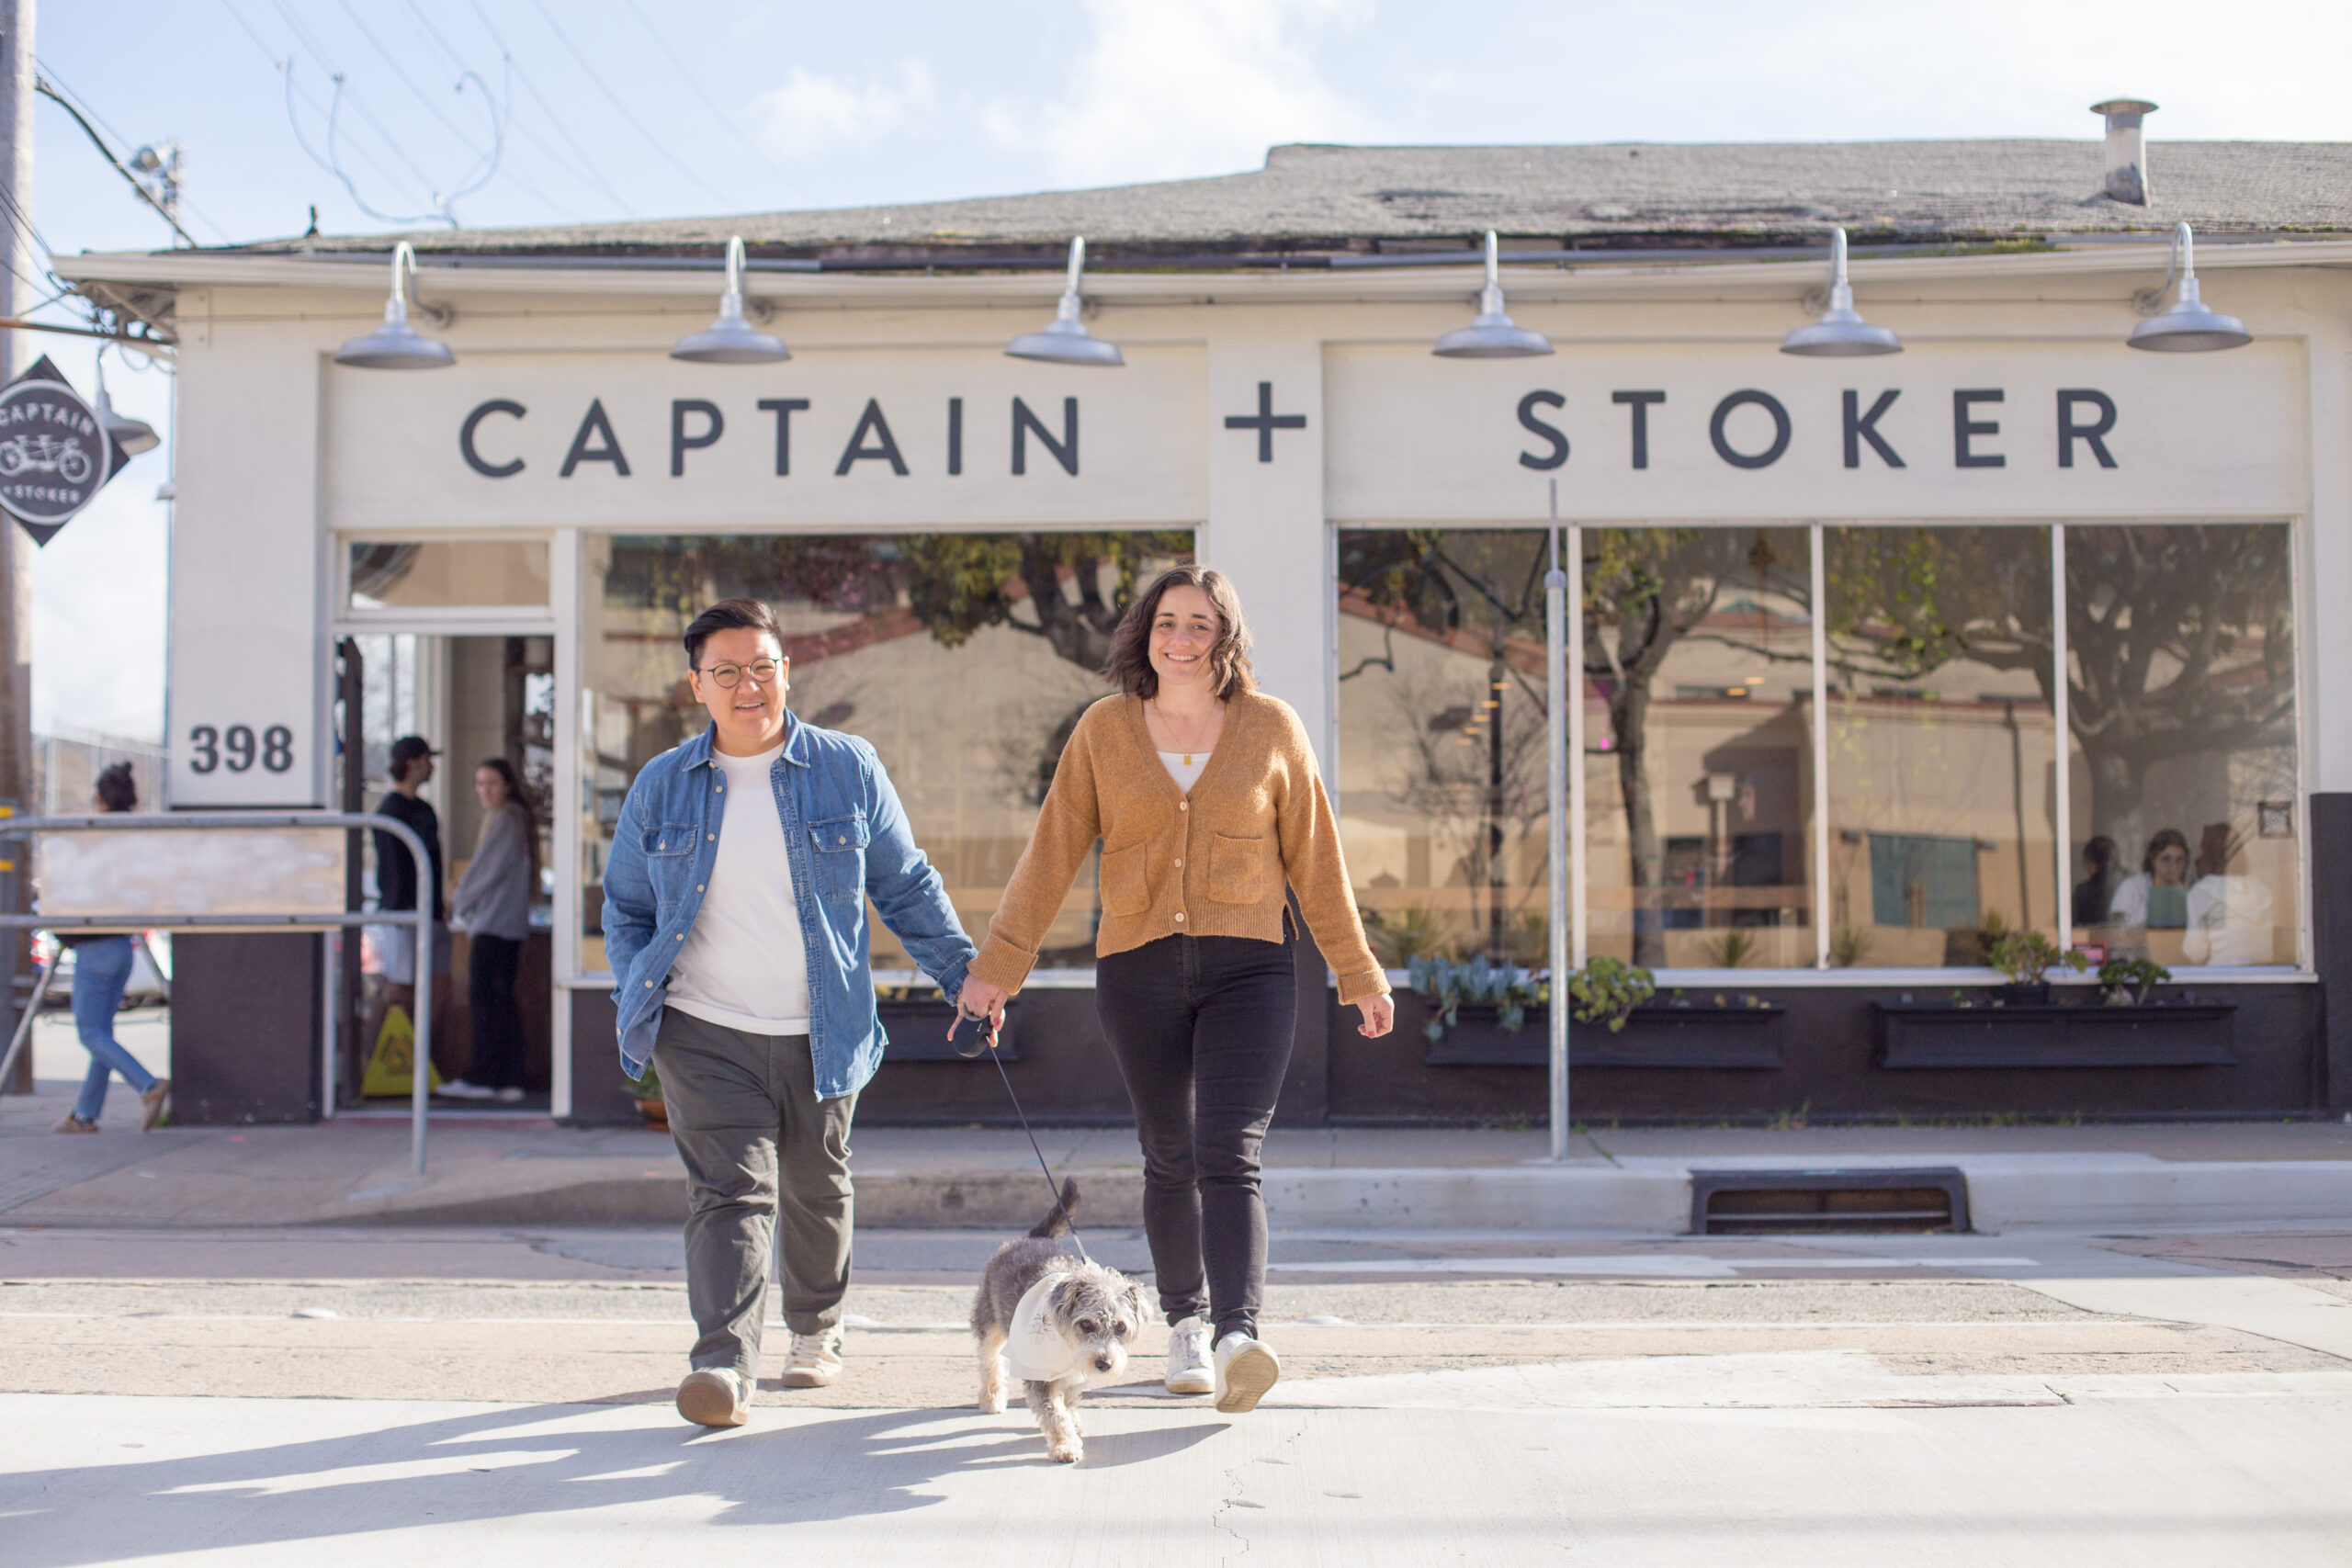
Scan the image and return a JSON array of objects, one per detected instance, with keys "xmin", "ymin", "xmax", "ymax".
[{"xmin": 370, "ymin": 736, "xmax": 454, "ymax": 1087}]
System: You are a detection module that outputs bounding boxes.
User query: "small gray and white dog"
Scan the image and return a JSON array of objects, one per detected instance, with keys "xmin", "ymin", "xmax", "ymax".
[{"xmin": 971, "ymin": 1179, "xmax": 1146, "ymax": 1464}]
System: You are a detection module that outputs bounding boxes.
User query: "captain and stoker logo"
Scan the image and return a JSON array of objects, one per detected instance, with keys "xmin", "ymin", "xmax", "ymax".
[{"xmin": 457, "ymin": 381, "xmax": 2124, "ymax": 481}]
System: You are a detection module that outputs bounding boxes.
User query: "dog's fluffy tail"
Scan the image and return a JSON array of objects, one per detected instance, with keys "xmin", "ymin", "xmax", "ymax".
[{"xmin": 1028, "ymin": 1178, "xmax": 1080, "ymax": 1238}]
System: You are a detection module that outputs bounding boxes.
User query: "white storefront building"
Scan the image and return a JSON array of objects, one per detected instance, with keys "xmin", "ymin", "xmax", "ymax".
[{"xmin": 61, "ymin": 132, "xmax": 2352, "ymax": 1124}]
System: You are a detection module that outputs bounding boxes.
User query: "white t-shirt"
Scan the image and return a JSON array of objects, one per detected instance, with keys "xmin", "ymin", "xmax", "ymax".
[
  {"xmin": 666, "ymin": 742, "xmax": 812, "ymax": 1036},
  {"xmin": 1159, "ymin": 750, "xmax": 1210, "ymax": 794}
]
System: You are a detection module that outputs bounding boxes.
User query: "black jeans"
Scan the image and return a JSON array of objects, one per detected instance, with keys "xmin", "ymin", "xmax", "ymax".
[
  {"xmin": 466, "ymin": 933, "xmax": 526, "ymax": 1089},
  {"xmin": 1096, "ymin": 933, "xmax": 1296, "ymax": 1342}
]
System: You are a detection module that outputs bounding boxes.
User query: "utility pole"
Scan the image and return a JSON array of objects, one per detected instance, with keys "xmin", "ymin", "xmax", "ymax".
[{"xmin": 0, "ymin": 0, "xmax": 32, "ymax": 1095}]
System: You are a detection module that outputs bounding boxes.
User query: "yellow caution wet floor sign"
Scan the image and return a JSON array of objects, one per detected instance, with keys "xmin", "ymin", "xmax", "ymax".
[{"xmin": 361, "ymin": 1005, "xmax": 442, "ymax": 1098}]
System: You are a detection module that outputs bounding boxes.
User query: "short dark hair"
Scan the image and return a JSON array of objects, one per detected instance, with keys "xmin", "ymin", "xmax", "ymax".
[
  {"xmin": 96, "ymin": 761, "xmax": 137, "ymax": 813},
  {"xmin": 683, "ymin": 596, "xmax": 784, "ymax": 668},
  {"xmin": 1102, "ymin": 566, "xmax": 1256, "ymax": 701}
]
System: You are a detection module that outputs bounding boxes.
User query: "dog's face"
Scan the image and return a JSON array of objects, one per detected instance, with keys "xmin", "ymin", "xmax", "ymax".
[{"xmin": 1047, "ymin": 1267, "xmax": 1147, "ymax": 1381}]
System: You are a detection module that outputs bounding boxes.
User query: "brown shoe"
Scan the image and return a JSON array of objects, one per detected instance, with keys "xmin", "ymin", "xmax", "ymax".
[
  {"xmin": 140, "ymin": 1078, "xmax": 172, "ymax": 1132},
  {"xmin": 674, "ymin": 1368, "xmax": 748, "ymax": 1427},
  {"xmin": 779, "ymin": 1329, "xmax": 844, "ymax": 1388},
  {"xmin": 52, "ymin": 1114, "xmax": 98, "ymax": 1134}
]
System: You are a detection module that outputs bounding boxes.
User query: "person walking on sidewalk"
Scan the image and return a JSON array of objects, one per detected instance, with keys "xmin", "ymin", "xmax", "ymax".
[
  {"xmin": 957, "ymin": 565, "xmax": 1395, "ymax": 1415},
  {"xmin": 53, "ymin": 764, "xmax": 168, "ymax": 1134},
  {"xmin": 603, "ymin": 596, "xmax": 978, "ymax": 1429},
  {"xmin": 446, "ymin": 758, "xmax": 537, "ymax": 1103}
]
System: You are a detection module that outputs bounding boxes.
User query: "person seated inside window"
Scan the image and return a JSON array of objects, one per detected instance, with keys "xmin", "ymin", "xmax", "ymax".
[
  {"xmin": 2072, "ymin": 836, "xmax": 2118, "ymax": 929},
  {"xmin": 2184, "ymin": 821, "xmax": 2274, "ymax": 966},
  {"xmin": 2108, "ymin": 828, "xmax": 2191, "ymax": 931}
]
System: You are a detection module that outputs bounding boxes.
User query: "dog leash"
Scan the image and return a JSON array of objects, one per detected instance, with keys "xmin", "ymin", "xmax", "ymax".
[{"xmin": 953, "ymin": 1006, "xmax": 1091, "ymax": 1264}]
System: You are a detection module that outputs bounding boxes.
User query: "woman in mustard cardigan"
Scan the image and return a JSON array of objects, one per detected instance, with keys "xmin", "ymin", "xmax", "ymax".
[{"xmin": 959, "ymin": 565, "xmax": 1394, "ymax": 1414}]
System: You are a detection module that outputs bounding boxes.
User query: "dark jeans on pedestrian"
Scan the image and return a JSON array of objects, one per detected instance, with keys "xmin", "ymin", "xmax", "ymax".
[
  {"xmin": 1095, "ymin": 932, "xmax": 1296, "ymax": 1344},
  {"xmin": 653, "ymin": 1007, "xmax": 857, "ymax": 1388},
  {"xmin": 465, "ymin": 933, "xmax": 526, "ymax": 1090}
]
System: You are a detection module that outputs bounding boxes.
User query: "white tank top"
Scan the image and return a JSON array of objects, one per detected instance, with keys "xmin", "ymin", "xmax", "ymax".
[{"xmin": 1159, "ymin": 750, "xmax": 1209, "ymax": 794}]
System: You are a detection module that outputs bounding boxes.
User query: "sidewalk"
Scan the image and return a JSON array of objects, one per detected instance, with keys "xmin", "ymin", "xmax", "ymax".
[{"xmin": 9, "ymin": 1051, "xmax": 2352, "ymax": 1230}]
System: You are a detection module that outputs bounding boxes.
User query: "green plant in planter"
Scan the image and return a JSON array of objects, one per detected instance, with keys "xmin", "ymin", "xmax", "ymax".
[
  {"xmin": 1699, "ymin": 928, "xmax": 1758, "ymax": 968},
  {"xmin": 1566, "ymin": 955, "xmax": 1657, "ymax": 1033},
  {"xmin": 1986, "ymin": 931, "xmax": 2090, "ymax": 989},
  {"xmin": 1829, "ymin": 925, "xmax": 1875, "ymax": 968},
  {"xmin": 1408, "ymin": 954, "xmax": 1547, "ymax": 1042},
  {"xmin": 2097, "ymin": 955, "xmax": 2172, "ymax": 1006}
]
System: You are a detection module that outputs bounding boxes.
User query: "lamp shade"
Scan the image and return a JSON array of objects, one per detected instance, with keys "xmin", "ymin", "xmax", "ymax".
[
  {"xmin": 673, "ymin": 236, "xmax": 790, "ymax": 364},
  {"xmin": 2128, "ymin": 226, "xmax": 2249, "ymax": 352},
  {"xmin": 93, "ymin": 363, "xmax": 159, "ymax": 457},
  {"xmin": 1007, "ymin": 238, "xmax": 1124, "ymax": 366},
  {"xmin": 1433, "ymin": 231, "xmax": 1553, "ymax": 358},
  {"xmin": 334, "ymin": 243, "xmax": 455, "ymax": 369},
  {"xmin": 1781, "ymin": 229, "xmax": 1902, "ymax": 356}
]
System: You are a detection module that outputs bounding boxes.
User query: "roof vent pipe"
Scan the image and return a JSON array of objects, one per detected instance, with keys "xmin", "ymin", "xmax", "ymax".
[{"xmin": 2091, "ymin": 98, "xmax": 2157, "ymax": 205}]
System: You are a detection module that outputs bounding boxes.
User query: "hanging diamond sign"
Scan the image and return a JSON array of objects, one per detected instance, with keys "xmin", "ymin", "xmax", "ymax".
[{"xmin": 0, "ymin": 355, "xmax": 134, "ymax": 545}]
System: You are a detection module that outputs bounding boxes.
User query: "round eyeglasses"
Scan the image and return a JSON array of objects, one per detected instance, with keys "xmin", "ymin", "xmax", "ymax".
[{"xmin": 697, "ymin": 660, "xmax": 781, "ymax": 690}]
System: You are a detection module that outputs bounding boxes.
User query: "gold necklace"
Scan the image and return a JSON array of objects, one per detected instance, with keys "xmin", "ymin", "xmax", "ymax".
[{"xmin": 1151, "ymin": 698, "xmax": 1219, "ymax": 767}]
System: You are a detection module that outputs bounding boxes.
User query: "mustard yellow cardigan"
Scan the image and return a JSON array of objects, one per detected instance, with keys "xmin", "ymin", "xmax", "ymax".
[{"xmin": 968, "ymin": 691, "xmax": 1390, "ymax": 1005}]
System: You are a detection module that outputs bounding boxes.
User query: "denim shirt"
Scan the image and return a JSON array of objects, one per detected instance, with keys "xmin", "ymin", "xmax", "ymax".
[{"xmin": 601, "ymin": 716, "xmax": 975, "ymax": 1097}]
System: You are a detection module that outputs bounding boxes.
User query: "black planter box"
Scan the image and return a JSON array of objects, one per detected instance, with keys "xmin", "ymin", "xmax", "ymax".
[
  {"xmin": 1424, "ymin": 1002, "xmax": 1784, "ymax": 1069},
  {"xmin": 878, "ymin": 998, "xmax": 1023, "ymax": 1063},
  {"xmin": 1875, "ymin": 1000, "xmax": 2235, "ymax": 1068}
]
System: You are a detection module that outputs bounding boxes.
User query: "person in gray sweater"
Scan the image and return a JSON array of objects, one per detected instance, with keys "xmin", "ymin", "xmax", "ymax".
[{"xmin": 447, "ymin": 758, "xmax": 537, "ymax": 1101}]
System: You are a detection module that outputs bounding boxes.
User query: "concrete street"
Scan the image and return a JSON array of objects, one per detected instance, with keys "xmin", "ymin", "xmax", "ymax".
[{"xmin": 7, "ymin": 1027, "xmax": 2352, "ymax": 1562}]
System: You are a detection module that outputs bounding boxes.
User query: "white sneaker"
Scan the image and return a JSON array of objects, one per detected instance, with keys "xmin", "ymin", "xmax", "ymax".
[
  {"xmin": 435, "ymin": 1078, "xmax": 494, "ymax": 1100},
  {"xmin": 780, "ymin": 1327, "xmax": 844, "ymax": 1388},
  {"xmin": 494, "ymin": 1086, "xmax": 526, "ymax": 1103},
  {"xmin": 1164, "ymin": 1316, "xmax": 1214, "ymax": 1395},
  {"xmin": 1213, "ymin": 1331, "xmax": 1280, "ymax": 1415},
  {"xmin": 675, "ymin": 1366, "xmax": 749, "ymax": 1427}
]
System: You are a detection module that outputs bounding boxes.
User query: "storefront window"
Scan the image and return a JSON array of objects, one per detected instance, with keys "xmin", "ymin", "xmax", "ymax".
[
  {"xmin": 1585, "ymin": 528, "xmax": 1815, "ymax": 969},
  {"xmin": 1825, "ymin": 526, "xmax": 2055, "ymax": 967},
  {"xmin": 2065, "ymin": 525, "xmax": 2297, "ymax": 968},
  {"xmin": 1335, "ymin": 530, "xmax": 1556, "ymax": 965},
  {"xmin": 577, "ymin": 531, "xmax": 1193, "ymax": 976},
  {"xmin": 348, "ymin": 540, "xmax": 549, "ymax": 610}
]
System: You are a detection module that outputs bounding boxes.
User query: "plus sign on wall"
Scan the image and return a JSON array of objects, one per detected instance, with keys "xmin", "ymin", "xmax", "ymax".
[{"xmin": 1224, "ymin": 381, "xmax": 1307, "ymax": 463}]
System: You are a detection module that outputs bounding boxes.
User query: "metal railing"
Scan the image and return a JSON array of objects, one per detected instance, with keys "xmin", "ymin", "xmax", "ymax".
[{"xmin": 0, "ymin": 811, "xmax": 438, "ymax": 1173}]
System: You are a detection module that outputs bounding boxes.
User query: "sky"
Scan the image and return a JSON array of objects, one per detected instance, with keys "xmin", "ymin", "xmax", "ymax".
[{"xmin": 21, "ymin": 0, "xmax": 2352, "ymax": 742}]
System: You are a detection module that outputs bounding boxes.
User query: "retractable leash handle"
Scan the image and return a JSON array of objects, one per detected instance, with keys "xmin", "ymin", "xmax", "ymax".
[{"xmin": 951, "ymin": 997, "xmax": 1090, "ymax": 1262}]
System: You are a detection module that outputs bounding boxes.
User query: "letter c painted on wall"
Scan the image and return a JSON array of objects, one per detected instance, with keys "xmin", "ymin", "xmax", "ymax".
[{"xmin": 460, "ymin": 399, "xmax": 527, "ymax": 479}]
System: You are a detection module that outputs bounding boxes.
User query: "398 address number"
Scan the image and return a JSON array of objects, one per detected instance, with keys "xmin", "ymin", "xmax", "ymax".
[{"xmin": 188, "ymin": 724, "xmax": 295, "ymax": 774}]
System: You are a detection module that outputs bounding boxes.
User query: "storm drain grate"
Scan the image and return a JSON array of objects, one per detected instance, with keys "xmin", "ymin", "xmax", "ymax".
[{"xmin": 1690, "ymin": 1167, "xmax": 1969, "ymax": 1235}]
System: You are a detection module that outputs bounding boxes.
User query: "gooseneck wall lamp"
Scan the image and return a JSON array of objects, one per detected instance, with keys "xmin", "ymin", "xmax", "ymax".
[
  {"xmin": 2128, "ymin": 222, "xmax": 2251, "ymax": 352},
  {"xmin": 1006, "ymin": 237, "xmax": 1125, "ymax": 367},
  {"xmin": 1781, "ymin": 229, "xmax": 1903, "ymax": 356},
  {"xmin": 93, "ymin": 344, "xmax": 160, "ymax": 457},
  {"xmin": 671, "ymin": 236, "xmax": 791, "ymax": 364},
  {"xmin": 1432, "ymin": 231, "xmax": 1554, "ymax": 358},
  {"xmin": 334, "ymin": 242, "xmax": 456, "ymax": 369}
]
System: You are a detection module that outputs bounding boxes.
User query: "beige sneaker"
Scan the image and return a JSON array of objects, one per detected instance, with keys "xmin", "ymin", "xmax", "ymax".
[
  {"xmin": 1213, "ymin": 1332, "xmax": 1281, "ymax": 1415},
  {"xmin": 779, "ymin": 1328, "xmax": 844, "ymax": 1388},
  {"xmin": 674, "ymin": 1367, "xmax": 749, "ymax": 1427},
  {"xmin": 140, "ymin": 1078, "xmax": 172, "ymax": 1132},
  {"xmin": 1164, "ymin": 1315, "xmax": 1214, "ymax": 1395}
]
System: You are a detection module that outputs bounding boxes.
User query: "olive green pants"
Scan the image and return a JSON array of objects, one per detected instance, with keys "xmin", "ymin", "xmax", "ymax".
[{"xmin": 653, "ymin": 1009, "xmax": 857, "ymax": 1384}]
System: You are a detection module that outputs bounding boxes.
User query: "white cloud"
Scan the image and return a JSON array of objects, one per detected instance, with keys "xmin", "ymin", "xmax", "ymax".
[
  {"xmin": 986, "ymin": 0, "xmax": 1374, "ymax": 186},
  {"xmin": 754, "ymin": 60, "xmax": 938, "ymax": 154}
]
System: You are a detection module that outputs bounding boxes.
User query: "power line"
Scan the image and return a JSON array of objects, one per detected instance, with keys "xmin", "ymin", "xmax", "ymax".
[
  {"xmin": 619, "ymin": 0, "xmax": 810, "ymax": 204},
  {"xmin": 32, "ymin": 79, "xmax": 198, "ymax": 247},
  {"xmin": 459, "ymin": 0, "xmax": 640, "ymax": 217},
  {"xmin": 220, "ymin": 0, "xmax": 437, "ymax": 222},
  {"xmin": 333, "ymin": 0, "xmax": 487, "ymax": 156},
  {"xmin": 35, "ymin": 65, "xmax": 238, "ymax": 245},
  {"xmin": 263, "ymin": 0, "xmax": 448, "ymax": 208},
  {"xmin": 380, "ymin": 0, "xmax": 586, "ymax": 222},
  {"xmin": 522, "ymin": 0, "xmax": 737, "ymax": 209}
]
